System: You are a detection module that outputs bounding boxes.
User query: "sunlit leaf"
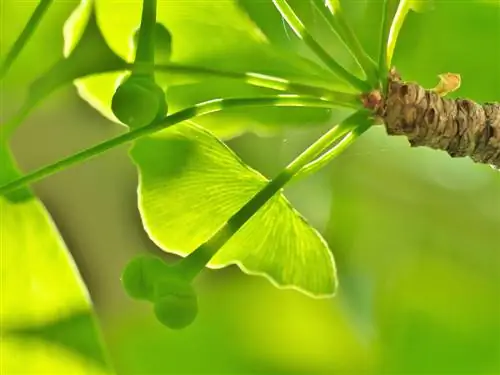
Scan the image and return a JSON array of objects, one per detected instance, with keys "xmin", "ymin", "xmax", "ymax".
[
  {"xmin": 130, "ymin": 122, "xmax": 336, "ymax": 296},
  {"xmin": 63, "ymin": 0, "xmax": 345, "ymax": 136},
  {"xmin": 0, "ymin": 146, "xmax": 112, "ymax": 374}
]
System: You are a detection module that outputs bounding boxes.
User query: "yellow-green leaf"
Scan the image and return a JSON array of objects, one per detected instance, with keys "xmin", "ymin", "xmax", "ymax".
[
  {"xmin": 0, "ymin": 147, "xmax": 112, "ymax": 374},
  {"xmin": 130, "ymin": 122, "xmax": 336, "ymax": 296}
]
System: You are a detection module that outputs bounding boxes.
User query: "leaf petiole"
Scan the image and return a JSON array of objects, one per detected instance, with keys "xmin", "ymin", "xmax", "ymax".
[
  {"xmin": 293, "ymin": 112, "xmax": 372, "ymax": 181},
  {"xmin": 311, "ymin": 0, "xmax": 379, "ymax": 86},
  {"xmin": 134, "ymin": 0, "xmax": 157, "ymax": 75},
  {"xmin": 0, "ymin": 61, "xmax": 360, "ymax": 139},
  {"xmin": 272, "ymin": 0, "xmax": 370, "ymax": 92},
  {"xmin": 0, "ymin": 95, "xmax": 344, "ymax": 195},
  {"xmin": 138, "ymin": 63, "xmax": 360, "ymax": 106},
  {"xmin": 378, "ymin": 0, "xmax": 401, "ymax": 85}
]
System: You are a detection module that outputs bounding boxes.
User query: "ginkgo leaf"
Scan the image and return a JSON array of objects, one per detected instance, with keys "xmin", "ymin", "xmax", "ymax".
[
  {"xmin": 130, "ymin": 122, "xmax": 336, "ymax": 296},
  {"xmin": 0, "ymin": 146, "xmax": 112, "ymax": 374},
  {"xmin": 62, "ymin": 0, "xmax": 345, "ymax": 137}
]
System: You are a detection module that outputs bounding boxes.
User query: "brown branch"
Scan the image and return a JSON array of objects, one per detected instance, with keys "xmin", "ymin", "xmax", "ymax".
[{"xmin": 366, "ymin": 72, "xmax": 500, "ymax": 169}]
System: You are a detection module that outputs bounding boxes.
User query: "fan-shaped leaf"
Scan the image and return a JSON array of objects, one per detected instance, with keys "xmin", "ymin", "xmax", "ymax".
[
  {"xmin": 130, "ymin": 122, "xmax": 336, "ymax": 296},
  {"xmin": 0, "ymin": 146, "xmax": 112, "ymax": 374}
]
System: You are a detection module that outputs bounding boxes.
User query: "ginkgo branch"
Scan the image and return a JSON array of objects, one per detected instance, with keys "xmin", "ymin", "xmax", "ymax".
[{"xmin": 368, "ymin": 73, "xmax": 500, "ymax": 169}]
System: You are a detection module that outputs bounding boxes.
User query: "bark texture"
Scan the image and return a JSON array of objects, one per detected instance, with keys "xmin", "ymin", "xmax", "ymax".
[{"xmin": 373, "ymin": 76, "xmax": 500, "ymax": 169}]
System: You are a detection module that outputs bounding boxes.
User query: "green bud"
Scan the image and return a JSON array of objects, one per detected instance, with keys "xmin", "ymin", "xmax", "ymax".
[
  {"xmin": 153, "ymin": 276, "xmax": 198, "ymax": 329},
  {"xmin": 121, "ymin": 254, "xmax": 169, "ymax": 301},
  {"xmin": 111, "ymin": 76, "xmax": 167, "ymax": 128}
]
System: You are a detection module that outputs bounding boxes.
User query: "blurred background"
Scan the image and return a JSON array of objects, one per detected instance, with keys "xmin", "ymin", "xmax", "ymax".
[{"xmin": 2, "ymin": 1, "xmax": 499, "ymax": 374}]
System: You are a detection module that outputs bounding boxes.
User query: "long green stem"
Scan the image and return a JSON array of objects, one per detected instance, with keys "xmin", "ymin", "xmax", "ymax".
[
  {"xmin": 0, "ymin": 96, "xmax": 340, "ymax": 195},
  {"xmin": 146, "ymin": 63, "xmax": 360, "ymax": 107},
  {"xmin": 379, "ymin": 0, "xmax": 403, "ymax": 85},
  {"xmin": 134, "ymin": 0, "xmax": 157, "ymax": 76},
  {"xmin": 0, "ymin": 62, "xmax": 361, "ymax": 139},
  {"xmin": 272, "ymin": 0, "xmax": 370, "ymax": 92},
  {"xmin": 0, "ymin": 0, "xmax": 53, "ymax": 80},
  {"xmin": 311, "ymin": 0, "xmax": 379, "ymax": 86},
  {"xmin": 293, "ymin": 113, "xmax": 371, "ymax": 180},
  {"xmin": 176, "ymin": 110, "xmax": 369, "ymax": 280}
]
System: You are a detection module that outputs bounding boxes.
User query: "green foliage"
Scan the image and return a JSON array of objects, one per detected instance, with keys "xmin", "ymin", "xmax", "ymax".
[
  {"xmin": 1, "ymin": 0, "xmax": 499, "ymax": 371},
  {"xmin": 0, "ymin": 147, "xmax": 111, "ymax": 374},
  {"xmin": 130, "ymin": 122, "xmax": 337, "ymax": 296},
  {"xmin": 63, "ymin": 0, "xmax": 345, "ymax": 136}
]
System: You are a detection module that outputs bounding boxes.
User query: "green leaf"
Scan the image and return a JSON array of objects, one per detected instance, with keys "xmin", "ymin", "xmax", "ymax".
[
  {"xmin": 63, "ymin": 0, "xmax": 346, "ymax": 136},
  {"xmin": 409, "ymin": 0, "xmax": 434, "ymax": 13},
  {"xmin": 130, "ymin": 122, "xmax": 336, "ymax": 296},
  {"xmin": 1, "ymin": 0, "xmax": 127, "ymax": 139},
  {"xmin": 0, "ymin": 0, "xmax": 78, "ymax": 87},
  {"xmin": 0, "ymin": 147, "xmax": 112, "ymax": 374}
]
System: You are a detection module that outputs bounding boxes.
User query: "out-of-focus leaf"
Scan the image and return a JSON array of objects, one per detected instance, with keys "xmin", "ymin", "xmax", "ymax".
[
  {"xmin": 394, "ymin": 0, "xmax": 500, "ymax": 101},
  {"xmin": 0, "ymin": 0, "xmax": 78, "ymax": 88},
  {"xmin": 1, "ymin": 0, "xmax": 127, "ymax": 137},
  {"xmin": 130, "ymin": 122, "xmax": 336, "ymax": 296},
  {"xmin": 385, "ymin": 0, "xmax": 436, "ymax": 69},
  {"xmin": 0, "ymin": 146, "xmax": 112, "ymax": 374},
  {"xmin": 409, "ymin": 0, "xmax": 434, "ymax": 13},
  {"xmin": 63, "ymin": 0, "xmax": 346, "ymax": 136}
]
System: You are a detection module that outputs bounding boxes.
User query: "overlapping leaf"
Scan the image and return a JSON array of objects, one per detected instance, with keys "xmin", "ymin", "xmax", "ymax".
[
  {"xmin": 63, "ymin": 0, "xmax": 345, "ymax": 137},
  {"xmin": 0, "ymin": 147, "xmax": 112, "ymax": 374},
  {"xmin": 130, "ymin": 123, "xmax": 337, "ymax": 296}
]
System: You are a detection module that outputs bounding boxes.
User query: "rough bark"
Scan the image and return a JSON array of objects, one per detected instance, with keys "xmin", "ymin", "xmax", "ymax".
[{"xmin": 368, "ymin": 74, "xmax": 500, "ymax": 169}]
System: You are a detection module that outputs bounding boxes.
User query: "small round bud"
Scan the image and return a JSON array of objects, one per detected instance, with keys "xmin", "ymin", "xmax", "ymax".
[
  {"xmin": 121, "ymin": 254, "xmax": 169, "ymax": 301},
  {"xmin": 111, "ymin": 76, "xmax": 167, "ymax": 128},
  {"xmin": 153, "ymin": 276, "xmax": 198, "ymax": 329}
]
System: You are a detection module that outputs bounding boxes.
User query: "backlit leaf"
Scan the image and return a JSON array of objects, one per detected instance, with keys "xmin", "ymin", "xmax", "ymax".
[
  {"xmin": 0, "ymin": 146, "xmax": 112, "ymax": 374},
  {"xmin": 130, "ymin": 122, "xmax": 336, "ymax": 296},
  {"xmin": 63, "ymin": 0, "xmax": 345, "ymax": 137}
]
